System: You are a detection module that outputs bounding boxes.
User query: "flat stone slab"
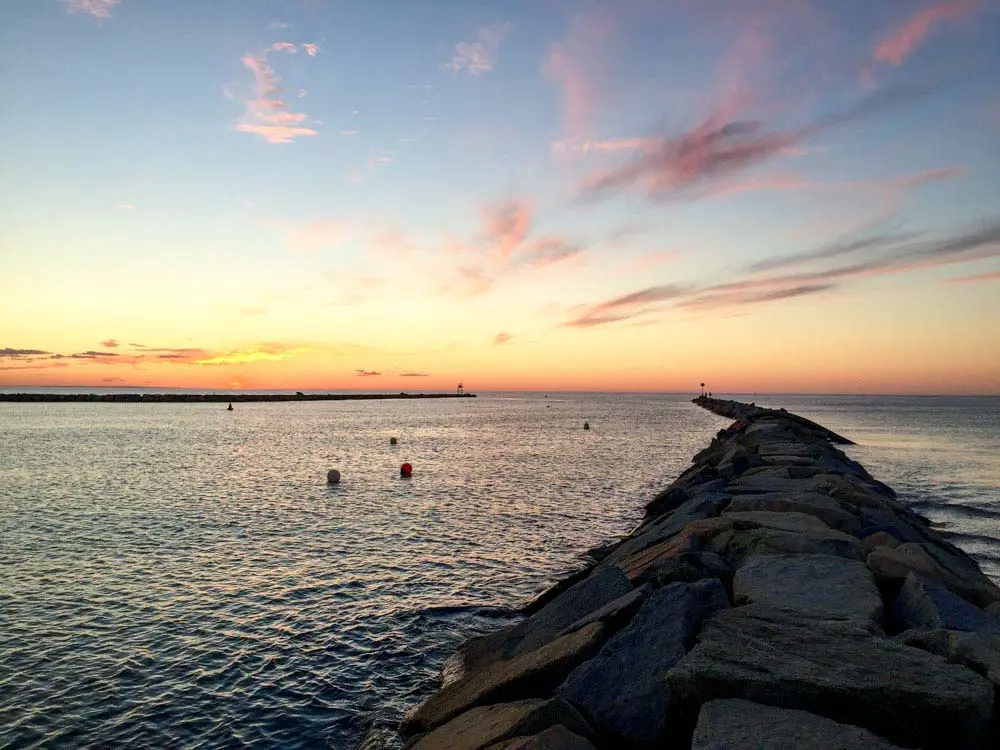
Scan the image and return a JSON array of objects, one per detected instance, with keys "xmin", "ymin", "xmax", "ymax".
[
  {"xmin": 722, "ymin": 510, "xmax": 839, "ymax": 535},
  {"xmin": 868, "ymin": 543, "xmax": 1000, "ymax": 609},
  {"xmin": 486, "ymin": 725, "xmax": 597, "ymax": 750},
  {"xmin": 403, "ymin": 622, "xmax": 606, "ymax": 735},
  {"xmin": 411, "ymin": 698, "xmax": 592, "ymax": 750},
  {"xmin": 603, "ymin": 495, "xmax": 730, "ymax": 567},
  {"xmin": 556, "ymin": 585, "xmax": 650, "ymax": 638},
  {"xmin": 458, "ymin": 566, "xmax": 631, "ymax": 674},
  {"xmin": 724, "ymin": 492, "xmax": 861, "ymax": 535},
  {"xmin": 734, "ymin": 554, "xmax": 883, "ymax": 627},
  {"xmin": 895, "ymin": 572, "xmax": 1000, "ymax": 632},
  {"xmin": 558, "ymin": 579, "xmax": 728, "ymax": 745},
  {"xmin": 707, "ymin": 527, "xmax": 864, "ymax": 565},
  {"xmin": 692, "ymin": 698, "xmax": 903, "ymax": 749},
  {"xmin": 667, "ymin": 606, "xmax": 994, "ymax": 748}
]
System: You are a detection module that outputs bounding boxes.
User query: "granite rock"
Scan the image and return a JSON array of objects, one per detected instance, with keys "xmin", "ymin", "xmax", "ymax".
[
  {"xmin": 410, "ymin": 698, "xmax": 592, "ymax": 750},
  {"xmin": 723, "ymin": 492, "xmax": 861, "ymax": 535},
  {"xmin": 558, "ymin": 580, "xmax": 728, "ymax": 746},
  {"xmin": 667, "ymin": 605, "xmax": 994, "ymax": 748},
  {"xmin": 733, "ymin": 554, "xmax": 883, "ymax": 627},
  {"xmin": 403, "ymin": 623, "xmax": 606, "ymax": 735},
  {"xmin": 691, "ymin": 698, "xmax": 903, "ymax": 750},
  {"xmin": 894, "ymin": 572, "xmax": 1000, "ymax": 632},
  {"xmin": 485, "ymin": 725, "xmax": 597, "ymax": 750}
]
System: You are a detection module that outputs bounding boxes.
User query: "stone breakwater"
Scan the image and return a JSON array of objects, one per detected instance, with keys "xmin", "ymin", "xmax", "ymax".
[
  {"xmin": 0, "ymin": 392, "xmax": 476, "ymax": 403},
  {"xmin": 392, "ymin": 396, "xmax": 1000, "ymax": 750}
]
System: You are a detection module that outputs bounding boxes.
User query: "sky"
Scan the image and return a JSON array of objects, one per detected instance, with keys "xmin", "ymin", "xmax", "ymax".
[{"xmin": 1, "ymin": 0, "xmax": 999, "ymax": 394}]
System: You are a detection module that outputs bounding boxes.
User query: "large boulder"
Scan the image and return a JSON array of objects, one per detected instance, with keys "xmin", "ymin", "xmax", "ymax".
[
  {"xmin": 410, "ymin": 698, "xmax": 592, "ymax": 750},
  {"xmin": 733, "ymin": 554, "xmax": 883, "ymax": 628},
  {"xmin": 485, "ymin": 725, "xmax": 596, "ymax": 750},
  {"xmin": 645, "ymin": 550, "xmax": 732, "ymax": 589},
  {"xmin": 667, "ymin": 606, "xmax": 994, "ymax": 748},
  {"xmin": 692, "ymin": 698, "xmax": 902, "ymax": 749},
  {"xmin": 707, "ymin": 526, "xmax": 864, "ymax": 565},
  {"xmin": 603, "ymin": 495, "xmax": 730, "ymax": 567},
  {"xmin": 403, "ymin": 622, "xmax": 606, "ymax": 735},
  {"xmin": 558, "ymin": 580, "xmax": 729, "ymax": 745},
  {"xmin": 459, "ymin": 567, "xmax": 631, "ymax": 674},
  {"xmin": 867, "ymin": 543, "xmax": 1000, "ymax": 609},
  {"xmin": 895, "ymin": 572, "xmax": 1000, "ymax": 632},
  {"xmin": 723, "ymin": 492, "xmax": 862, "ymax": 535},
  {"xmin": 859, "ymin": 508, "xmax": 925, "ymax": 543},
  {"xmin": 556, "ymin": 585, "xmax": 650, "ymax": 638}
]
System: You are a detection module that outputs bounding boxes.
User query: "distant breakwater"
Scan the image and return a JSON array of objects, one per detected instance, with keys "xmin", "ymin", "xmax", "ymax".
[
  {"xmin": 0, "ymin": 392, "xmax": 477, "ymax": 403},
  {"xmin": 384, "ymin": 396, "xmax": 1000, "ymax": 750}
]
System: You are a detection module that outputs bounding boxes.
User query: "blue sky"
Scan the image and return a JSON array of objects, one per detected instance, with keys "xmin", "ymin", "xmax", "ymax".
[{"xmin": 1, "ymin": 0, "xmax": 999, "ymax": 392}]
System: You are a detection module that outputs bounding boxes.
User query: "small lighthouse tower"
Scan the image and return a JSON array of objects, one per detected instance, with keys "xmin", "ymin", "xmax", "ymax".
[{"xmin": 457, "ymin": 382, "xmax": 464, "ymax": 396}]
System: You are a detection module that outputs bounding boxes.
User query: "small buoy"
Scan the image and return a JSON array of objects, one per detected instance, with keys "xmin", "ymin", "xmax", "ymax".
[
  {"xmin": 389, "ymin": 437, "xmax": 398, "ymax": 445},
  {"xmin": 327, "ymin": 469, "xmax": 341, "ymax": 484},
  {"xmin": 227, "ymin": 402, "xmax": 233, "ymax": 411},
  {"xmin": 400, "ymin": 462, "xmax": 413, "ymax": 478},
  {"xmin": 583, "ymin": 421, "xmax": 590, "ymax": 430}
]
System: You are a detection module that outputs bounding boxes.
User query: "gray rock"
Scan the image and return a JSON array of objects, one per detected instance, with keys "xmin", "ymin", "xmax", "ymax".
[
  {"xmin": 734, "ymin": 554, "xmax": 883, "ymax": 627},
  {"xmin": 615, "ymin": 531, "xmax": 701, "ymax": 584},
  {"xmin": 403, "ymin": 623, "xmax": 606, "ymax": 735},
  {"xmin": 897, "ymin": 629, "xmax": 1000, "ymax": 686},
  {"xmin": 724, "ymin": 492, "xmax": 861, "ymax": 535},
  {"xmin": 556, "ymin": 585, "xmax": 650, "ymax": 638},
  {"xmin": 411, "ymin": 697, "xmax": 592, "ymax": 750},
  {"xmin": 557, "ymin": 580, "xmax": 728, "ymax": 745},
  {"xmin": 667, "ymin": 606, "xmax": 994, "ymax": 748},
  {"xmin": 722, "ymin": 510, "xmax": 839, "ymax": 535},
  {"xmin": 867, "ymin": 543, "xmax": 1000, "ymax": 609},
  {"xmin": 708, "ymin": 527, "xmax": 864, "ymax": 565},
  {"xmin": 460, "ymin": 566, "xmax": 631, "ymax": 673},
  {"xmin": 604, "ymin": 495, "xmax": 730, "ymax": 567},
  {"xmin": 649, "ymin": 551, "xmax": 731, "ymax": 589},
  {"xmin": 987, "ymin": 601, "xmax": 1000, "ymax": 618},
  {"xmin": 486, "ymin": 725, "xmax": 597, "ymax": 750},
  {"xmin": 859, "ymin": 507, "xmax": 925, "ymax": 543},
  {"xmin": 692, "ymin": 698, "xmax": 902, "ymax": 749},
  {"xmin": 861, "ymin": 532, "xmax": 900, "ymax": 554},
  {"xmin": 895, "ymin": 572, "xmax": 1000, "ymax": 632}
]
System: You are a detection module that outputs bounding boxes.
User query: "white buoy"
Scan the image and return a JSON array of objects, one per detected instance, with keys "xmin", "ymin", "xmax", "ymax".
[{"xmin": 327, "ymin": 469, "xmax": 341, "ymax": 484}]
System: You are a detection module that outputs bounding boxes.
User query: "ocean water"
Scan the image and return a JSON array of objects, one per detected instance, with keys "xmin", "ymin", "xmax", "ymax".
[{"xmin": 1, "ymin": 391, "xmax": 998, "ymax": 749}]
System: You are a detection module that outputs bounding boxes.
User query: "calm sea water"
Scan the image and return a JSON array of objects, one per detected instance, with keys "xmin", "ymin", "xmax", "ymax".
[{"xmin": 1, "ymin": 390, "xmax": 998, "ymax": 749}]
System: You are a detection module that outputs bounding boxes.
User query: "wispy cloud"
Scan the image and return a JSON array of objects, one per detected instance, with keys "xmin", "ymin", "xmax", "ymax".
[
  {"xmin": 101, "ymin": 339, "xmax": 119, "ymax": 348},
  {"xmin": 445, "ymin": 22, "xmax": 513, "ymax": 76},
  {"xmin": 400, "ymin": 372, "xmax": 429, "ymax": 377},
  {"xmin": 355, "ymin": 369, "xmax": 381, "ymax": 377},
  {"xmin": 946, "ymin": 270, "xmax": 1000, "ymax": 283},
  {"xmin": 481, "ymin": 199, "xmax": 533, "ymax": 262},
  {"xmin": 563, "ymin": 217, "xmax": 1000, "ymax": 326},
  {"xmin": 270, "ymin": 42, "xmax": 298, "ymax": 54},
  {"xmin": 302, "ymin": 43, "xmax": 319, "ymax": 57},
  {"xmin": 233, "ymin": 50, "xmax": 318, "ymax": 144},
  {"xmin": 580, "ymin": 86, "xmax": 930, "ymax": 202},
  {"xmin": 264, "ymin": 219, "xmax": 348, "ymax": 253},
  {"xmin": 64, "ymin": 0, "xmax": 120, "ymax": 19},
  {"xmin": 552, "ymin": 137, "xmax": 653, "ymax": 156},
  {"xmin": 493, "ymin": 332, "xmax": 512, "ymax": 345},
  {"xmin": 117, "ymin": 203, "xmax": 134, "ymax": 210},
  {"xmin": 874, "ymin": 0, "xmax": 978, "ymax": 67},
  {"xmin": 544, "ymin": 10, "xmax": 614, "ymax": 139},
  {"xmin": 0, "ymin": 348, "xmax": 50, "ymax": 358}
]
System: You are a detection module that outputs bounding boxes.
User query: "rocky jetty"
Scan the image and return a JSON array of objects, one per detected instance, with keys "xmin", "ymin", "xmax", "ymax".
[
  {"xmin": 395, "ymin": 396, "xmax": 1000, "ymax": 750},
  {"xmin": 0, "ymin": 392, "xmax": 476, "ymax": 403}
]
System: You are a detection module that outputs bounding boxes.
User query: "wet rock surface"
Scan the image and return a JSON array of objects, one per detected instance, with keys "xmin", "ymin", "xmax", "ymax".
[{"xmin": 394, "ymin": 397, "xmax": 1000, "ymax": 749}]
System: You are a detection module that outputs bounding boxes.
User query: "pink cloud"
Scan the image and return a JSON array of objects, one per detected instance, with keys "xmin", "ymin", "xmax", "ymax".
[
  {"xmin": 101, "ymin": 339, "xmax": 119, "ymax": 348},
  {"xmin": 270, "ymin": 42, "xmax": 297, "ymax": 54},
  {"xmin": 64, "ymin": 0, "xmax": 120, "ymax": 19},
  {"xmin": 874, "ymin": 0, "xmax": 978, "ymax": 66},
  {"xmin": 234, "ymin": 51, "xmax": 317, "ymax": 144},
  {"xmin": 946, "ymin": 270, "xmax": 1000, "ymax": 283},
  {"xmin": 264, "ymin": 219, "xmax": 347, "ymax": 253},
  {"xmin": 494, "ymin": 332, "xmax": 512, "ymax": 345},
  {"xmin": 302, "ymin": 43, "xmax": 319, "ymax": 57},
  {"xmin": 544, "ymin": 10, "xmax": 614, "ymax": 139},
  {"xmin": 633, "ymin": 251, "xmax": 678, "ymax": 272},
  {"xmin": 481, "ymin": 199, "xmax": 533, "ymax": 261},
  {"xmin": 446, "ymin": 22, "xmax": 513, "ymax": 76},
  {"xmin": 551, "ymin": 137, "xmax": 654, "ymax": 156}
]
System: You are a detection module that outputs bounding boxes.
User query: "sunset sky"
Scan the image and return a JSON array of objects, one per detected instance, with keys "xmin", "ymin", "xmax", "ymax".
[{"xmin": 2, "ymin": 0, "xmax": 999, "ymax": 394}]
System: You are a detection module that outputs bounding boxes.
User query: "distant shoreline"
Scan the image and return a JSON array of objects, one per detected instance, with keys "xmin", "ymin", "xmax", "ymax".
[{"xmin": 0, "ymin": 392, "xmax": 477, "ymax": 403}]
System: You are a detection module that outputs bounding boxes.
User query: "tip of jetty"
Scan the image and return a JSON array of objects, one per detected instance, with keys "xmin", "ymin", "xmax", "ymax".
[{"xmin": 395, "ymin": 397, "xmax": 1000, "ymax": 750}]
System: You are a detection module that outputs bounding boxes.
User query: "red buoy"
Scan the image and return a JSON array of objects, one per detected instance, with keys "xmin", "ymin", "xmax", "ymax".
[{"xmin": 400, "ymin": 462, "xmax": 413, "ymax": 478}]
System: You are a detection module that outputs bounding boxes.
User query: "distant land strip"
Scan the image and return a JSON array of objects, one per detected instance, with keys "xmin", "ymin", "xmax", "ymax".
[{"xmin": 0, "ymin": 392, "xmax": 477, "ymax": 403}]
